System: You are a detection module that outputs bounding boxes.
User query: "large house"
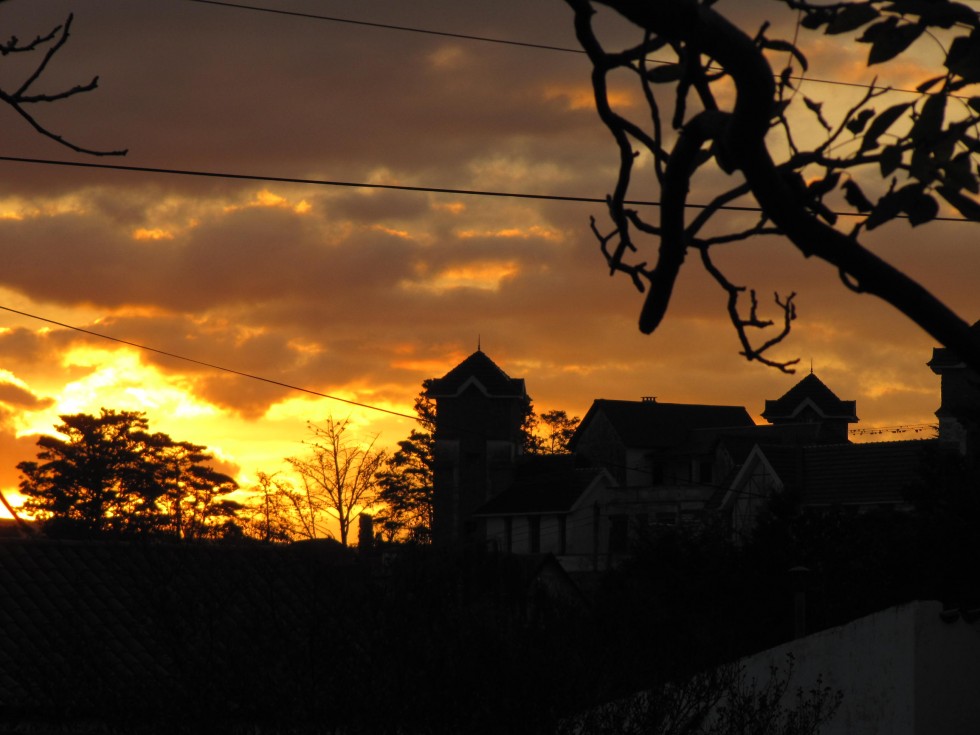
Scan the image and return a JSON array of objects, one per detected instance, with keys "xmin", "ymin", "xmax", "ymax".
[{"xmin": 428, "ymin": 336, "xmax": 975, "ymax": 567}]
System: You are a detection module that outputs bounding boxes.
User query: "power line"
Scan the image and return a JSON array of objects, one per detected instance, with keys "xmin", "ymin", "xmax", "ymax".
[
  {"xmin": 0, "ymin": 154, "xmax": 975, "ymax": 223},
  {"xmin": 0, "ymin": 304, "xmax": 419, "ymax": 423},
  {"xmin": 181, "ymin": 0, "xmax": 963, "ymax": 98},
  {"xmin": 182, "ymin": 0, "xmax": 586, "ymax": 55}
]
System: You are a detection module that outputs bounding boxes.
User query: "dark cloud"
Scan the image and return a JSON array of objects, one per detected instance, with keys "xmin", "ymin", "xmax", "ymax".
[{"xmin": 0, "ymin": 0, "xmax": 971, "ymax": 491}]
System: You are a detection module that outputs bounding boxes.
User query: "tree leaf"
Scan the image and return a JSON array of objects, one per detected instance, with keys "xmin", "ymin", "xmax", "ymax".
[
  {"xmin": 865, "ymin": 191, "xmax": 901, "ymax": 230},
  {"xmin": 946, "ymin": 34, "xmax": 980, "ymax": 83},
  {"xmin": 911, "ymin": 93, "xmax": 946, "ymax": 144},
  {"xmin": 903, "ymin": 188, "xmax": 939, "ymax": 225},
  {"xmin": 846, "ymin": 109, "xmax": 876, "ymax": 135},
  {"xmin": 860, "ymin": 103, "xmax": 912, "ymax": 151},
  {"xmin": 807, "ymin": 172, "xmax": 841, "ymax": 199},
  {"xmin": 880, "ymin": 145, "xmax": 903, "ymax": 177},
  {"xmin": 801, "ymin": 9, "xmax": 833, "ymax": 30},
  {"xmin": 943, "ymin": 152, "xmax": 979, "ymax": 194},
  {"xmin": 843, "ymin": 180, "xmax": 874, "ymax": 212},
  {"xmin": 917, "ymin": 75, "xmax": 945, "ymax": 93},
  {"xmin": 646, "ymin": 63, "xmax": 683, "ymax": 84},
  {"xmin": 938, "ymin": 185, "xmax": 980, "ymax": 220},
  {"xmin": 827, "ymin": 4, "xmax": 880, "ymax": 34},
  {"xmin": 886, "ymin": 1, "xmax": 978, "ymax": 29},
  {"xmin": 804, "ymin": 96, "xmax": 831, "ymax": 131},
  {"xmin": 860, "ymin": 19, "xmax": 925, "ymax": 65},
  {"xmin": 868, "ymin": 184, "xmax": 937, "ymax": 228},
  {"xmin": 761, "ymin": 38, "xmax": 809, "ymax": 72}
]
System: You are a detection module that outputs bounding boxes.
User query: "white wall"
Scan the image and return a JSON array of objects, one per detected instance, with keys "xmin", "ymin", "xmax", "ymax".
[{"xmin": 739, "ymin": 601, "xmax": 980, "ymax": 735}]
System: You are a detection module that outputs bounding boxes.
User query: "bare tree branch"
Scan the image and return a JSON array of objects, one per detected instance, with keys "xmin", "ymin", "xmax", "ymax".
[
  {"xmin": 1, "ymin": 13, "xmax": 127, "ymax": 156},
  {"xmin": 568, "ymin": 0, "xmax": 980, "ymax": 372}
]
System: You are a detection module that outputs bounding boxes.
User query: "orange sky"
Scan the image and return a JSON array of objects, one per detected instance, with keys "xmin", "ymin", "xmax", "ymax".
[{"xmin": 0, "ymin": 1, "xmax": 975, "ymax": 528}]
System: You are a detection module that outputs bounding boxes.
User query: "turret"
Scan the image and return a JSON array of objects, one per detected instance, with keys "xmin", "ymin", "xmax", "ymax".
[{"xmin": 427, "ymin": 350, "xmax": 528, "ymax": 545}]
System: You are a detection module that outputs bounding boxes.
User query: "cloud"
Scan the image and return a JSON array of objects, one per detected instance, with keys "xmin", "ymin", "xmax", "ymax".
[{"xmin": 0, "ymin": 0, "xmax": 973, "ymax": 509}]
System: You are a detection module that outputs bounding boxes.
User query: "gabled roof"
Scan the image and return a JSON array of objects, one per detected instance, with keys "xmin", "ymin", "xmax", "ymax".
[
  {"xmin": 473, "ymin": 455, "xmax": 611, "ymax": 515},
  {"xmin": 762, "ymin": 373, "xmax": 857, "ymax": 423},
  {"xmin": 427, "ymin": 350, "xmax": 526, "ymax": 398},
  {"xmin": 690, "ymin": 423, "xmax": 823, "ymax": 464},
  {"xmin": 572, "ymin": 398, "xmax": 755, "ymax": 450}
]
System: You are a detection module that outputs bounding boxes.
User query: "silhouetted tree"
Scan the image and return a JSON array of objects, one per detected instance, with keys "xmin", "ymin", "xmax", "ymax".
[
  {"xmin": 1, "ymin": 10, "xmax": 126, "ymax": 156},
  {"xmin": 242, "ymin": 471, "xmax": 298, "ymax": 543},
  {"xmin": 17, "ymin": 409, "xmax": 238, "ymax": 539},
  {"xmin": 568, "ymin": 0, "xmax": 980, "ymax": 371},
  {"xmin": 286, "ymin": 416, "xmax": 386, "ymax": 546},
  {"xmin": 153, "ymin": 437, "xmax": 241, "ymax": 540},
  {"xmin": 539, "ymin": 409, "xmax": 581, "ymax": 454},
  {"xmin": 375, "ymin": 428, "xmax": 435, "ymax": 542},
  {"xmin": 375, "ymin": 383, "xmax": 436, "ymax": 542}
]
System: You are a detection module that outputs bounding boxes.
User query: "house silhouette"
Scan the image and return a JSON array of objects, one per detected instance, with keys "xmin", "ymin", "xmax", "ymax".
[{"xmin": 428, "ymin": 340, "xmax": 972, "ymax": 567}]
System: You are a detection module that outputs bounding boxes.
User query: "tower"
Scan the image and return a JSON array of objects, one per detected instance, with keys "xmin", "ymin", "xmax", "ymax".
[
  {"xmin": 762, "ymin": 372, "xmax": 858, "ymax": 443},
  {"xmin": 426, "ymin": 350, "xmax": 528, "ymax": 545},
  {"xmin": 928, "ymin": 321, "xmax": 980, "ymax": 457}
]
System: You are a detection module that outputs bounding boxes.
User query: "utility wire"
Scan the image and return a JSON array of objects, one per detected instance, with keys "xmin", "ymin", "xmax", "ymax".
[
  {"xmin": 182, "ymin": 0, "xmax": 586, "ymax": 55},
  {"xmin": 181, "ymin": 0, "xmax": 968, "ymax": 98},
  {"xmin": 0, "ymin": 304, "xmax": 419, "ymax": 423},
  {"xmin": 0, "ymin": 154, "xmax": 975, "ymax": 223}
]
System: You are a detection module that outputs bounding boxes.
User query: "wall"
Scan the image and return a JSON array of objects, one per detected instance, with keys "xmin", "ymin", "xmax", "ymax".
[{"xmin": 738, "ymin": 601, "xmax": 980, "ymax": 735}]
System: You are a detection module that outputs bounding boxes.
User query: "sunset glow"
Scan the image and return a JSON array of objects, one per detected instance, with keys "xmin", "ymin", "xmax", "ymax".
[{"xmin": 0, "ymin": 0, "xmax": 975, "ymax": 536}]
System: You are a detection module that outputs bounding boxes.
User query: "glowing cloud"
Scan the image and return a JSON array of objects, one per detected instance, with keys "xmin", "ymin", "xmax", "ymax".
[{"xmin": 400, "ymin": 260, "xmax": 520, "ymax": 293}]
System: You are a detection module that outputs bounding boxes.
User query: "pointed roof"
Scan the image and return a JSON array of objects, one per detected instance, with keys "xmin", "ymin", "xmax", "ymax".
[
  {"xmin": 427, "ymin": 350, "xmax": 526, "ymax": 398},
  {"xmin": 928, "ymin": 320, "xmax": 980, "ymax": 372},
  {"xmin": 762, "ymin": 373, "xmax": 857, "ymax": 423},
  {"xmin": 473, "ymin": 455, "xmax": 610, "ymax": 516}
]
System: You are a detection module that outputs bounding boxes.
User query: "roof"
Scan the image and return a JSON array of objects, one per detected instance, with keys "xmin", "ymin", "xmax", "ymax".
[
  {"xmin": 762, "ymin": 373, "xmax": 857, "ymax": 422},
  {"xmin": 685, "ymin": 423, "xmax": 823, "ymax": 463},
  {"xmin": 474, "ymin": 455, "xmax": 608, "ymax": 515},
  {"xmin": 427, "ymin": 350, "xmax": 526, "ymax": 398},
  {"xmin": 760, "ymin": 440, "xmax": 944, "ymax": 506},
  {"xmin": 572, "ymin": 398, "xmax": 755, "ymax": 450}
]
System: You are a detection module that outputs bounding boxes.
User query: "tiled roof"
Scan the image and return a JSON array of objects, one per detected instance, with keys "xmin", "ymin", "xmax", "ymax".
[
  {"xmin": 686, "ymin": 423, "xmax": 822, "ymax": 463},
  {"xmin": 474, "ymin": 455, "xmax": 606, "ymax": 515},
  {"xmin": 761, "ymin": 440, "xmax": 944, "ymax": 506},
  {"xmin": 574, "ymin": 399, "xmax": 754, "ymax": 450},
  {"xmin": 0, "ymin": 539, "xmax": 358, "ymax": 727},
  {"xmin": 427, "ymin": 350, "xmax": 526, "ymax": 398},
  {"xmin": 762, "ymin": 373, "xmax": 857, "ymax": 422}
]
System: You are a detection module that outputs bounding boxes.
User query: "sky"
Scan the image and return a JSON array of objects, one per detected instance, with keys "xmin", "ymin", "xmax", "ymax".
[{"xmin": 0, "ymin": 0, "xmax": 976, "ymax": 522}]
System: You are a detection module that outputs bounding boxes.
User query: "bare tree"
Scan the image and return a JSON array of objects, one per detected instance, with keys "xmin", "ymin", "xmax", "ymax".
[
  {"xmin": 286, "ymin": 417, "xmax": 386, "ymax": 546},
  {"xmin": 242, "ymin": 471, "xmax": 298, "ymax": 543},
  {"xmin": 1, "ymin": 9, "xmax": 126, "ymax": 156},
  {"xmin": 567, "ymin": 0, "xmax": 980, "ymax": 371},
  {"xmin": 561, "ymin": 657, "xmax": 841, "ymax": 735}
]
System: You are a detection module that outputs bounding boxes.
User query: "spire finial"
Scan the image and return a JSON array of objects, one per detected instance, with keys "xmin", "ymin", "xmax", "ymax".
[
  {"xmin": 477, "ymin": 334, "xmax": 481, "ymax": 352},
  {"xmin": 810, "ymin": 358, "xmax": 813, "ymax": 374}
]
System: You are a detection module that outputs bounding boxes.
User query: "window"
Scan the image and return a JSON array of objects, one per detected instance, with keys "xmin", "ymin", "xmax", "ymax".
[
  {"xmin": 609, "ymin": 514, "xmax": 629, "ymax": 553},
  {"xmin": 651, "ymin": 463, "xmax": 665, "ymax": 486},
  {"xmin": 529, "ymin": 515, "xmax": 541, "ymax": 553},
  {"xmin": 699, "ymin": 460, "xmax": 713, "ymax": 484}
]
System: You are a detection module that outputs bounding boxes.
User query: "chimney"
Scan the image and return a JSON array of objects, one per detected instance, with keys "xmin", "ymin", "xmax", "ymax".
[{"xmin": 358, "ymin": 512, "xmax": 375, "ymax": 550}]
